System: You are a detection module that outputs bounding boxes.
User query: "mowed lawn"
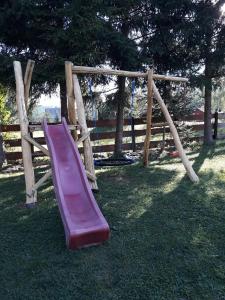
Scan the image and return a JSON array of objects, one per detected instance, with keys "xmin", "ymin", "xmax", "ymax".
[{"xmin": 1, "ymin": 143, "xmax": 225, "ymax": 300}]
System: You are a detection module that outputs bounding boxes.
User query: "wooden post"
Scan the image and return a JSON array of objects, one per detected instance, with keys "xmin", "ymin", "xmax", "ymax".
[
  {"xmin": 24, "ymin": 60, "xmax": 35, "ymax": 112},
  {"xmin": 65, "ymin": 61, "xmax": 78, "ymax": 140},
  {"xmin": 14, "ymin": 61, "xmax": 37, "ymax": 205},
  {"xmin": 73, "ymin": 74, "xmax": 98, "ymax": 190},
  {"xmin": 213, "ymin": 111, "xmax": 218, "ymax": 140},
  {"xmin": 24, "ymin": 60, "xmax": 35, "ymax": 161},
  {"xmin": 143, "ymin": 69, "xmax": 154, "ymax": 166},
  {"xmin": 152, "ymin": 81, "xmax": 199, "ymax": 183}
]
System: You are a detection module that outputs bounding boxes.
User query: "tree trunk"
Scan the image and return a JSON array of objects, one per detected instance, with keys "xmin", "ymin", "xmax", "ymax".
[
  {"xmin": 0, "ymin": 133, "xmax": 5, "ymax": 170},
  {"xmin": 114, "ymin": 76, "xmax": 126, "ymax": 157},
  {"xmin": 204, "ymin": 65, "xmax": 213, "ymax": 145},
  {"xmin": 113, "ymin": 21, "xmax": 129, "ymax": 158},
  {"xmin": 59, "ymin": 80, "xmax": 68, "ymax": 121}
]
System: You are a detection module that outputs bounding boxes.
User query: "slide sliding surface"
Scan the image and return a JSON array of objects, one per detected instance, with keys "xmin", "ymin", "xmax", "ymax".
[{"xmin": 43, "ymin": 118, "xmax": 110, "ymax": 249}]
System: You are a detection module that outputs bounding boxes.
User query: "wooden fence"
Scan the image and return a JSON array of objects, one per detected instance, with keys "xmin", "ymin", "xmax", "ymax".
[{"xmin": 1, "ymin": 112, "xmax": 224, "ymax": 161}]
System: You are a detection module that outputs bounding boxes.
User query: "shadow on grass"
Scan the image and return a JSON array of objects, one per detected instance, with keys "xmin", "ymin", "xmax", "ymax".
[
  {"xmin": 150, "ymin": 141, "xmax": 224, "ymax": 173},
  {"xmin": 96, "ymin": 162, "xmax": 225, "ymax": 299},
  {"xmin": 1, "ymin": 156, "xmax": 225, "ymax": 299},
  {"xmin": 191, "ymin": 143, "xmax": 217, "ymax": 173}
]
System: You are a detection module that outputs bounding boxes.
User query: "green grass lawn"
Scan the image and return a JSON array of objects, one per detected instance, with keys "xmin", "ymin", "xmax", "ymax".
[{"xmin": 1, "ymin": 142, "xmax": 225, "ymax": 300}]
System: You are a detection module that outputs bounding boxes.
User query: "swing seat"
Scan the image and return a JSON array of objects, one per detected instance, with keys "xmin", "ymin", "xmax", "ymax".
[{"xmin": 94, "ymin": 158, "xmax": 135, "ymax": 167}]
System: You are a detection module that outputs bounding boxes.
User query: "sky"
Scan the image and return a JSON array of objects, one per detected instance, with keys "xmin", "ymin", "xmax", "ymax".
[
  {"xmin": 222, "ymin": 3, "xmax": 225, "ymax": 13},
  {"xmin": 38, "ymin": 86, "xmax": 60, "ymax": 107}
]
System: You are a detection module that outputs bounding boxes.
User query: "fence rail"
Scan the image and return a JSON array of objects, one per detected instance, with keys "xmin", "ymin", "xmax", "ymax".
[{"xmin": 1, "ymin": 112, "xmax": 223, "ymax": 161}]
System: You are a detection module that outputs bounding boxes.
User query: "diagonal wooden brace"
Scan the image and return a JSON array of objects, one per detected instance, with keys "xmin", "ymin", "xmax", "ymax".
[
  {"xmin": 23, "ymin": 134, "xmax": 49, "ymax": 156},
  {"xmin": 76, "ymin": 132, "xmax": 90, "ymax": 146},
  {"xmin": 86, "ymin": 170, "xmax": 97, "ymax": 182},
  {"xmin": 32, "ymin": 169, "xmax": 52, "ymax": 192}
]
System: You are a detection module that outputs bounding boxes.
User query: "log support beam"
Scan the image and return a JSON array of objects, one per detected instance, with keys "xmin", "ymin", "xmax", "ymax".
[
  {"xmin": 152, "ymin": 81, "xmax": 199, "ymax": 183},
  {"xmin": 72, "ymin": 66, "xmax": 188, "ymax": 82},
  {"xmin": 65, "ymin": 61, "xmax": 78, "ymax": 140},
  {"xmin": 24, "ymin": 60, "xmax": 35, "ymax": 112},
  {"xmin": 73, "ymin": 73, "xmax": 98, "ymax": 190},
  {"xmin": 143, "ymin": 69, "xmax": 153, "ymax": 166},
  {"xmin": 14, "ymin": 61, "xmax": 37, "ymax": 206},
  {"xmin": 14, "ymin": 61, "xmax": 52, "ymax": 205}
]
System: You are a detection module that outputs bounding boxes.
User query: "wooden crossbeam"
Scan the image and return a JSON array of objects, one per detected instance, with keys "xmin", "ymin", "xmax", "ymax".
[
  {"xmin": 28, "ymin": 124, "xmax": 79, "ymax": 132},
  {"xmin": 72, "ymin": 66, "xmax": 188, "ymax": 82}
]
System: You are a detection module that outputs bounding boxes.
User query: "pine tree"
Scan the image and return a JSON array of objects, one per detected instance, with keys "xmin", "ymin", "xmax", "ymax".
[
  {"xmin": 0, "ymin": 0, "xmax": 109, "ymax": 118},
  {"xmin": 0, "ymin": 85, "xmax": 10, "ymax": 169},
  {"xmin": 97, "ymin": 0, "xmax": 144, "ymax": 157},
  {"xmin": 139, "ymin": 0, "xmax": 225, "ymax": 144}
]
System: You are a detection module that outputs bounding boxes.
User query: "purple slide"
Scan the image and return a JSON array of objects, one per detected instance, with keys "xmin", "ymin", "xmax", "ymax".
[{"xmin": 43, "ymin": 118, "xmax": 110, "ymax": 249}]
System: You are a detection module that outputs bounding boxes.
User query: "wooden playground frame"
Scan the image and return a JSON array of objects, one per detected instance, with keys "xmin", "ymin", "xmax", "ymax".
[
  {"xmin": 71, "ymin": 65, "xmax": 199, "ymax": 182},
  {"xmin": 13, "ymin": 60, "xmax": 199, "ymax": 206}
]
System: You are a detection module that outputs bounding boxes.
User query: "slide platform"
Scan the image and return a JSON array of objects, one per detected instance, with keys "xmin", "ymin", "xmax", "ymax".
[{"xmin": 43, "ymin": 118, "xmax": 110, "ymax": 249}]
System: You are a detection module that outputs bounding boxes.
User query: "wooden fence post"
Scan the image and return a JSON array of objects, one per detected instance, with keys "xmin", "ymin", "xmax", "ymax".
[
  {"xmin": 213, "ymin": 111, "xmax": 218, "ymax": 140},
  {"xmin": 14, "ymin": 61, "xmax": 37, "ymax": 206}
]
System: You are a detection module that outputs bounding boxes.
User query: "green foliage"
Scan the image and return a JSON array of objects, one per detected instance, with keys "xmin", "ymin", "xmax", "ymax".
[
  {"xmin": 177, "ymin": 122, "xmax": 196, "ymax": 149},
  {"xmin": 212, "ymin": 77, "xmax": 225, "ymax": 112},
  {"xmin": 0, "ymin": 0, "xmax": 224, "ymax": 144},
  {"xmin": 0, "ymin": 85, "xmax": 10, "ymax": 124},
  {"xmin": 0, "ymin": 1, "xmax": 112, "ymax": 94},
  {"xmin": 168, "ymin": 85, "xmax": 204, "ymax": 119}
]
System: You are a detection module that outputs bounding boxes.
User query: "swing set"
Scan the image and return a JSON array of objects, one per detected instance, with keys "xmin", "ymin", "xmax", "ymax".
[
  {"xmin": 72, "ymin": 65, "xmax": 199, "ymax": 181},
  {"xmin": 14, "ymin": 60, "xmax": 199, "ymax": 205},
  {"xmin": 13, "ymin": 60, "xmax": 199, "ymax": 249}
]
